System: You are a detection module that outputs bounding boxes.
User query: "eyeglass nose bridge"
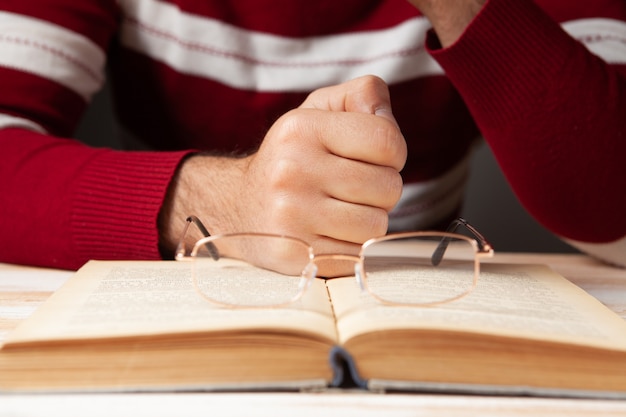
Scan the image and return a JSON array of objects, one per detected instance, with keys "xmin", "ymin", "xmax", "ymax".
[
  {"xmin": 300, "ymin": 262, "xmax": 317, "ymax": 292},
  {"xmin": 309, "ymin": 254, "xmax": 365, "ymax": 289}
]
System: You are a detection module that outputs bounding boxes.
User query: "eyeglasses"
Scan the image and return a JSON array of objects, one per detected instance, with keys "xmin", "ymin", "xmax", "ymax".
[{"xmin": 175, "ymin": 216, "xmax": 494, "ymax": 308}]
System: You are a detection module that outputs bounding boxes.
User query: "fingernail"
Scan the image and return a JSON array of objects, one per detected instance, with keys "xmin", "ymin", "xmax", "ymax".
[{"xmin": 375, "ymin": 107, "xmax": 399, "ymax": 127}]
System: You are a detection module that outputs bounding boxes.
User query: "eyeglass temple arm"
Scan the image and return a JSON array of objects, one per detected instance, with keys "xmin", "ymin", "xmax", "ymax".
[
  {"xmin": 431, "ymin": 218, "xmax": 492, "ymax": 266},
  {"xmin": 175, "ymin": 215, "xmax": 220, "ymax": 260}
]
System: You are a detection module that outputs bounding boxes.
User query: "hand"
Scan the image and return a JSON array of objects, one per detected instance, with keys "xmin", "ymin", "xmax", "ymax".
[
  {"xmin": 243, "ymin": 75, "xmax": 406, "ymax": 249},
  {"xmin": 160, "ymin": 76, "xmax": 407, "ymax": 274},
  {"xmin": 407, "ymin": 0, "xmax": 487, "ymax": 47}
]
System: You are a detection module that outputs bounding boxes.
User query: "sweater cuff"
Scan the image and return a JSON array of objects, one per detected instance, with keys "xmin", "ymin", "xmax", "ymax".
[{"xmin": 70, "ymin": 149, "xmax": 194, "ymax": 266}]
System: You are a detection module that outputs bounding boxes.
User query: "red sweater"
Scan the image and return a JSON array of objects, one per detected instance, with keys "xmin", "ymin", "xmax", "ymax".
[{"xmin": 0, "ymin": 0, "xmax": 625, "ymax": 269}]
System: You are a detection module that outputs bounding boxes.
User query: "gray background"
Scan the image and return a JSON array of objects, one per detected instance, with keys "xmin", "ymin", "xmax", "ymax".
[{"xmin": 75, "ymin": 84, "xmax": 578, "ymax": 254}]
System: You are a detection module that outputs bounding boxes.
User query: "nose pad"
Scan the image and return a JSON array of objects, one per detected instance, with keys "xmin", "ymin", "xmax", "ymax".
[
  {"xmin": 354, "ymin": 263, "xmax": 366, "ymax": 291},
  {"xmin": 300, "ymin": 262, "xmax": 318, "ymax": 291}
]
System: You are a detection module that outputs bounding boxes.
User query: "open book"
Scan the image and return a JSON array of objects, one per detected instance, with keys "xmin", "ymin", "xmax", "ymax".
[{"xmin": 1, "ymin": 260, "xmax": 626, "ymax": 397}]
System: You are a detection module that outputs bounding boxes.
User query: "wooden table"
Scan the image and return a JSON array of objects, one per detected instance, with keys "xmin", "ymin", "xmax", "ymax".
[{"xmin": 1, "ymin": 253, "xmax": 626, "ymax": 417}]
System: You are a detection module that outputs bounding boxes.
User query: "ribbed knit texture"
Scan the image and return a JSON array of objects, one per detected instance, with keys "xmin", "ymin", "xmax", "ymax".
[
  {"xmin": 70, "ymin": 148, "xmax": 192, "ymax": 268},
  {"xmin": 0, "ymin": 129, "xmax": 190, "ymax": 270}
]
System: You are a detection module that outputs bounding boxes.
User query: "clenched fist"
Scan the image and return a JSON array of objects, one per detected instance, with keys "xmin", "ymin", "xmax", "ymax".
[{"xmin": 160, "ymin": 76, "xmax": 407, "ymax": 274}]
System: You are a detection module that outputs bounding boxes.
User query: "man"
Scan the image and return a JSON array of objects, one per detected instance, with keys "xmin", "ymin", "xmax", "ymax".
[{"xmin": 1, "ymin": 0, "xmax": 624, "ymax": 269}]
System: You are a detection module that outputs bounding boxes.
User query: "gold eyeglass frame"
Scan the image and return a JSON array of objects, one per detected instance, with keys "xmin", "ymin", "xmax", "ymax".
[{"xmin": 175, "ymin": 216, "xmax": 494, "ymax": 308}]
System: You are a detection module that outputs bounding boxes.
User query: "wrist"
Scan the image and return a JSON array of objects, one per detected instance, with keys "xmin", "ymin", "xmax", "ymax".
[
  {"xmin": 408, "ymin": 0, "xmax": 487, "ymax": 47},
  {"xmin": 158, "ymin": 153, "xmax": 249, "ymax": 257}
]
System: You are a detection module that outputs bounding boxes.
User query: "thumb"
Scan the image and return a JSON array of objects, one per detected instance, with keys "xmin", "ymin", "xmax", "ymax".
[{"xmin": 300, "ymin": 75, "xmax": 398, "ymax": 125}]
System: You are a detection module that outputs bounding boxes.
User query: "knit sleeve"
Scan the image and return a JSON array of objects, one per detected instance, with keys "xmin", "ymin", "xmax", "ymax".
[
  {"xmin": 0, "ymin": 4, "xmax": 191, "ymax": 269},
  {"xmin": 0, "ymin": 130, "xmax": 190, "ymax": 270},
  {"xmin": 427, "ymin": 0, "xmax": 626, "ymax": 248}
]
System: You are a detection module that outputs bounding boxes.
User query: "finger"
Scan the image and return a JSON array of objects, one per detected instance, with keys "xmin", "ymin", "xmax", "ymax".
[
  {"xmin": 314, "ymin": 198, "xmax": 389, "ymax": 244},
  {"xmin": 316, "ymin": 157, "xmax": 404, "ymax": 211},
  {"xmin": 283, "ymin": 109, "xmax": 406, "ymax": 171},
  {"xmin": 301, "ymin": 75, "xmax": 398, "ymax": 126},
  {"xmin": 257, "ymin": 181, "xmax": 388, "ymax": 246}
]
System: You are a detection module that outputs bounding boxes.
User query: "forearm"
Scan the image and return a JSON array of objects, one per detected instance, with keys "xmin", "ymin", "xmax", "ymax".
[
  {"xmin": 158, "ymin": 153, "xmax": 251, "ymax": 257},
  {"xmin": 427, "ymin": 0, "xmax": 626, "ymax": 243}
]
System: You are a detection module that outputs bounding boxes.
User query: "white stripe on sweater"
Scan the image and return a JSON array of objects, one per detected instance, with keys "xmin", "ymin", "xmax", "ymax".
[
  {"xmin": 563, "ymin": 18, "xmax": 626, "ymax": 64},
  {"xmin": 389, "ymin": 154, "xmax": 472, "ymax": 232},
  {"xmin": 0, "ymin": 113, "xmax": 46, "ymax": 133},
  {"xmin": 118, "ymin": 0, "xmax": 443, "ymax": 92},
  {"xmin": 0, "ymin": 12, "xmax": 106, "ymax": 102}
]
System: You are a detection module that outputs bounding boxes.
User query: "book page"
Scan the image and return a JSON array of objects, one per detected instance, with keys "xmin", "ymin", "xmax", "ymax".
[
  {"xmin": 328, "ymin": 263, "xmax": 626, "ymax": 350},
  {"xmin": 5, "ymin": 260, "xmax": 337, "ymax": 345}
]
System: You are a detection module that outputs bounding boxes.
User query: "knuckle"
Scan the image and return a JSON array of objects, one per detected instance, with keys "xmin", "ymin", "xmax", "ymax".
[
  {"xmin": 272, "ymin": 109, "xmax": 315, "ymax": 143},
  {"xmin": 371, "ymin": 168, "xmax": 404, "ymax": 212},
  {"xmin": 367, "ymin": 208, "xmax": 389, "ymax": 238},
  {"xmin": 373, "ymin": 121, "xmax": 407, "ymax": 169},
  {"xmin": 267, "ymin": 157, "xmax": 301, "ymax": 190},
  {"xmin": 274, "ymin": 109, "xmax": 302, "ymax": 137},
  {"xmin": 354, "ymin": 74, "xmax": 386, "ymax": 91},
  {"xmin": 266, "ymin": 194, "xmax": 302, "ymax": 232},
  {"xmin": 385, "ymin": 169, "xmax": 404, "ymax": 208}
]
